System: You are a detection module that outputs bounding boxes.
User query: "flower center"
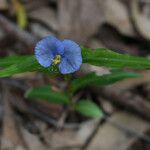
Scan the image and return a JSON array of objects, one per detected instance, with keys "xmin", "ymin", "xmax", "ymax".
[{"xmin": 52, "ymin": 55, "xmax": 61, "ymax": 65}]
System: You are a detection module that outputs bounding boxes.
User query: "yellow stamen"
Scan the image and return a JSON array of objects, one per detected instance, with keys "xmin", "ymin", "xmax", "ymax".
[{"xmin": 52, "ymin": 55, "xmax": 61, "ymax": 65}]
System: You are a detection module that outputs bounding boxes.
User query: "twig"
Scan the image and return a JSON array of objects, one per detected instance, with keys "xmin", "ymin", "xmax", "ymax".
[
  {"xmin": 0, "ymin": 14, "xmax": 37, "ymax": 47},
  {"xmin": 55, "ymin": 144, "xmax": 82, "ymax": 150},
  {"xmin": 27, "ymin": 107, "xmax": 82, "ymax": 129},
  {"xmin": 81, "ymin": 115, "xmax": 150, "ymax": 150},
  {"xmin": 0, "ymin": 78, "xmax": 28, "ymax": 91},
  {"xmin": 140, "ymin": 0, "xmax": 150, "ymax": 3},
  {"xmin": 1, "ymin": 84, "xmax": 28, "ymax": 150},
  {"xmin": 106, "ymin": 117, "xmax": 150, "ymax": 143},
  {"xmin": 55, "ymin": 89, "xmax": 83, "ymax": 129},
  {"xmin": 81, "ymin": 119, "xmax": 102, "ymax": 150},
  {"xmin": 56, "ymin": 108, "xmax": 69, "ymax": 129},
  {"xmin": 25, "ymin": 0, "xmax": 49, "ymax": 12},
  {"xmin": 10, "ymin": 94, "xmax": 82, "ymax": 129}
]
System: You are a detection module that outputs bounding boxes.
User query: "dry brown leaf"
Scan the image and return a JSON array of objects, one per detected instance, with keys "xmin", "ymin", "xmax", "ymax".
[
  {"xmin": 87, "ymin": 112, "xmax": 150, "ymax": 150},
  {"xmin": 105, "ymin": 0, "xmax": 136, "ymax": 37},
  {"xmin": 58, "ymin": 0, "xmax": 105, "ymax": 43},
  {"xmin": 29, "ymin": 7, "xmax": 59, "ymax": 32}
]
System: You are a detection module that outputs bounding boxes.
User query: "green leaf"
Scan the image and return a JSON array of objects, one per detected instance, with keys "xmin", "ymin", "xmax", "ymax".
[
  {"xmin": 75, "ymin": 100, "xmax": 104, "ymax": 118},
  {"xmin": 25, "ymin": 85, "xmax": 69, "ymax": 104},
  {"xmin": 0, "ymin": 55, "xmax": 30, "ymax": 68},
  {"xmin": 0, "ymin": 56, "xmax": 38, "ymax": 77},
  {"xmin": 0, "ymin": 55, "xmax": 59, "ymax": 77},
  {"xmin": 0, "ymin": 46, "xmax": 150, "ymax": 78},
  {"xmin": 82, "ymin": 47, "xmax": 150, "ymax": 69},
  {"xmin": 71, "ymin": 71, "xmax": 141, "ymax": 92}
]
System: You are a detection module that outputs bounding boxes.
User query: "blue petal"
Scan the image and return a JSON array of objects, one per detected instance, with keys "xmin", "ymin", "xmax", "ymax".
[
  {"xmin": 35, "ymin": 36, "xmax": 64, "ymax": 67},
  {"xmin": 59, "ymin": 40, "xmax": 82, "ymax": 74}
]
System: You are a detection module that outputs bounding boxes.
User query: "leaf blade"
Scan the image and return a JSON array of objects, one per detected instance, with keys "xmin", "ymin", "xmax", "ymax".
[
  {"xmin": 0, "ymin": 55, "xmax": 59, "ymax": 77},
  {"xmin": 71, "ymin": 71, "xmax": 141, "ymax": 92},
  {"xmin": 0, "ymin": 55, "xmax": 30, "ymax": 68},
  {"xmin": 25, "ymin": 85, "xmax": 69, "ymax": 104},
  {"xmin": 82, "ymin": 47, "xmax": 150, "ymax": 69},
  {"xmin": 75, "ymin": 100, "xmax": 104, "ymax": 118}
]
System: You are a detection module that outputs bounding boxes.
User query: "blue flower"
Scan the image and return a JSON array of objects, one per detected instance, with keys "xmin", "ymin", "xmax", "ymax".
[{"xmin": 35, "ymin": 36, "xmax": 82, "ymax": 74}]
